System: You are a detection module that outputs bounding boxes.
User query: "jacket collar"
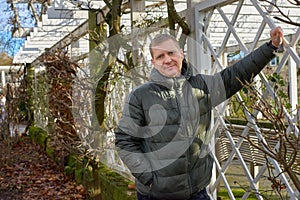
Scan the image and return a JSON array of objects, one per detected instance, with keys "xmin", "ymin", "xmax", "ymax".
[{"xmin": 150, "ymin": 59, "xmax": 193, "ymax": 89}]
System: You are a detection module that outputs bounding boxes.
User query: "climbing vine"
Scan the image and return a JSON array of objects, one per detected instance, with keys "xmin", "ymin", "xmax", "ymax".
[{"xmin": 40, "ymin": 50, "xmax": 82, "ymax": 162}]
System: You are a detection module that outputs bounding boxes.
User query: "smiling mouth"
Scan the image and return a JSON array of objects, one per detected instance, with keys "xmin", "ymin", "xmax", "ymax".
[
  {"xmin": 166, "ymin": 64, "xmax": 176, "ymax": 69},
  {"xmin": 165, "ymin": 67, "xmax": 174, "ymax": 71}
]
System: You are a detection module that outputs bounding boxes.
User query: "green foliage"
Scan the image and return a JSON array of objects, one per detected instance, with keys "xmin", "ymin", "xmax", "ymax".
[
  {"xmin": 217, "ymin": 188, "xmax": 280, "ymax": 200},
  {"xmin": 268, "ymin": 73, "xmax": 291, "ymax": 109},
  {"xmin": 28, "ymin": 126, "xmax": 48, "ymax": 149},
  {"xmin": 64, "ymin": 155, "xmax": 95, "ymax": 184},
  {"xmin": 217, "ymin": 189, "xmax": 257, "ymax": 199},
  {"xmin": 64, "ymin": 155, "xmax": 136, "ymax": 200},
  {"xmin": 45, "ymin": 141, "xmax": 57, "ymax": 162}
]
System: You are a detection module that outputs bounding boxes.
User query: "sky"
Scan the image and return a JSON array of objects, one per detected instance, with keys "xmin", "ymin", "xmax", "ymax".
[
  {"xmin": 0, "ymin": 0, "xmax": 38, "ymax": 56},
  {"xmin": 0, "ymin": 31, "xmax": 24, "ymax": 56}
]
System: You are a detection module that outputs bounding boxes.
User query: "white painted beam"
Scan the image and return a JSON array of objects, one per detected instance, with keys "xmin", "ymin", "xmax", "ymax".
[
  {"xmin": 45, "ymin": 20, "xmax": 89, "ymax": 54},
  {"xmin": 37, "ymin": 25, "xmax": 82, "ymax": 32},
  {"xmin": 13, "ymin": 53, "xmax": 40, "ymax": 64},
  {"xmin": 30, "ymin": 31, "xmax": 66, "ymax": 38},
  {"xmin": 24, "ymin": 41, "xmax": 56, "ymax": 48},
  {"xmin": 0, "ymin": 65, "xmax": 24, "ymax": 72},
  {"xmin": 42, "ymin": 18, "xmax": 87, "ymax": 26},
  {"xmin": 27, "ymin": 36, "xmax": 63, "ymax": 42},
  {"xmin": 195, "ymin": 0, "xmax": 238, "ymax": 11}
]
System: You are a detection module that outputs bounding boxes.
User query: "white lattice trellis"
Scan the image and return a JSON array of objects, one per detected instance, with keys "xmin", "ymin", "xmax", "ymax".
[{"xmin": 194, "ymin": 0, "xmax": 300, "ymax": 199}]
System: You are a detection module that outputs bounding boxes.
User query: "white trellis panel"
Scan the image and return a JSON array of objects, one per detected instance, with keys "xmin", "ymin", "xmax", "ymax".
[{"xmin": 194, "ymin": 0, "xmax": 299, "ymax": 199}]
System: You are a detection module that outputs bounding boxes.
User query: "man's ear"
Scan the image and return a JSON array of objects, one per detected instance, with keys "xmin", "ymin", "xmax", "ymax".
[{"xmin": 151, "ymin": 59, "xmax": 156, "ymax": 68}]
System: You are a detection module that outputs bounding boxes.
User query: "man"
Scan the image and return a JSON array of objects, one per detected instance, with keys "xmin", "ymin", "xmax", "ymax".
[{"xmin": 115, "ymin": 27, "xmax": 284, "ymax": 200}]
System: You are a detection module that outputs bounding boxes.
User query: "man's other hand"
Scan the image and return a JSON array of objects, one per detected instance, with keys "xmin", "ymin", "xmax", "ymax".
[{"xmin": 270, "ymin": 26, "xmax": 284, "ymax": 48}]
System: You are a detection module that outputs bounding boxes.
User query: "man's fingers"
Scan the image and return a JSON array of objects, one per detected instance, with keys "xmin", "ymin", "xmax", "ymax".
[{"xmin": 270, "ymin": 26, "xmax": 284, "ymax": 47}]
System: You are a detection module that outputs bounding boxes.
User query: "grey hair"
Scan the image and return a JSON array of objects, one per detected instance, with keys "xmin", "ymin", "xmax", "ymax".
[{"xmin": 149, "ymin": 34, "xmax": 180, "ymax": 58}]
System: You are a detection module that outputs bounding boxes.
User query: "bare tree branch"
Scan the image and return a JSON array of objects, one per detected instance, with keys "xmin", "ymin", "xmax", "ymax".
[
  {"xmin": 239, "ymin": 78, "xmax": 300, "ymax": 192},
  {"xmin": 28, "ymin": 0, "xmax": 40, "ymax": 25},
  {"xmin": 259, "ymin": 0, "xmax": 300, "ymax": 26},
  {"xmin": 166, "ymin": 0, "xmax": 190, "ymax": 49}
]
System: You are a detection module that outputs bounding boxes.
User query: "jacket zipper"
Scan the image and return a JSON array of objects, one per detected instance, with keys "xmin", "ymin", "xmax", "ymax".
[{"xmin": 173, "ymin": 78, "xmax": 193, "ymax": 198}]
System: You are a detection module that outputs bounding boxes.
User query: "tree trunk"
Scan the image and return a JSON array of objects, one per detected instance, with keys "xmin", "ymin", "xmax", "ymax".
[
  {"xmin": 166, "ymin": 0, "xmax": 190, "ymax": 48},
  {"xmin": 11, "ymin": 2, "xmax": 24, "ymax": 37},
  {"xmin": 94, "ymin": 0, "xmax": 122, "ymax": 128}
]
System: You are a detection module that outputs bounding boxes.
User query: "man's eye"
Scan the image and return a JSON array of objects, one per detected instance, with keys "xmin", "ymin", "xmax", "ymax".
[{"xmin": 168, "ymin": 52, "xmax": 174, "ymax": 55}]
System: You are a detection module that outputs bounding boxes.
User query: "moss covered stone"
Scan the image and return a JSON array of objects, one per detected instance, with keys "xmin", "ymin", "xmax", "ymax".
[
  {"xmin": 29, "ymin": 125, "xmax": 136, "ymax": 200},
  {"xmin": 28, "ymin": 126, "xmax": 48, "ymax": 149},
  {"xmin": 86, "ymin": 162, "xmax": 136, "ymax": 200}
]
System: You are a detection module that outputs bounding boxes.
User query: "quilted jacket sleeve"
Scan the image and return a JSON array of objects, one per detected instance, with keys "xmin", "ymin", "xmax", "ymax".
[{"xmin": 201, "ymin": 42, "xmax": 276, "ymax": 107}]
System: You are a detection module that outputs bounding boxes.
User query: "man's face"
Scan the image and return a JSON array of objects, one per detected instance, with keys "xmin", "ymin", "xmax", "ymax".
[{"xmin": 151, "ymin": 39, "xmax": 184, "ymax": 78}]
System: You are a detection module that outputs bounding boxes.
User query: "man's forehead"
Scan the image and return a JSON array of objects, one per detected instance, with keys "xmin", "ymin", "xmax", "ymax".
[
  {"xmin": 151, "ymin": 40, "xmax": 180, "ymax": 51},
  {"xmin": 151, "ymin": 46, "xmax": 177, "ymax": 51}
]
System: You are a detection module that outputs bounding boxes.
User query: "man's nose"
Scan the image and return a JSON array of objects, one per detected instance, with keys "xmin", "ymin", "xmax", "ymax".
[{"xmin": 164, "ymin": 55, "xmax": 172, "ymax": 63}]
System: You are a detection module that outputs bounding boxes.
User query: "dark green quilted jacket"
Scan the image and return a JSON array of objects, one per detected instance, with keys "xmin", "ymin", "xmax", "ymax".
[{"xmin": 115, "ymin": 42, "xmax": 276, "ymax": 200}]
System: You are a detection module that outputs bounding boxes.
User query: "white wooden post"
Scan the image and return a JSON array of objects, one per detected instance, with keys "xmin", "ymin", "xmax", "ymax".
[
  {"xmin": 254, "ymin": 76, "xmax": 263, "ymax": 119},
  {"xmin": 192, "ymin": 9, "xmax": 212, "ymax": 74},
  {"xmin": 191, "ymin": 1, "xmax": 216, "ymax": 199},
  {"xmin": 1, "ymin": 71, "xmax": 5, "ymax": 88},
  {"xmin": 130, "ymin": 0, "xmax": 145, "ymax": 29},
  {"xmin": 130, "ymin": 0, "xmax": 146, "ymax": 87},
  {"xmin": 187, "ymin": 0, "xmax": 210, "ymax": 74},
  {"xmin": 288, "ymin": 44, "xmax": 298, "ymax": 117},
  {"xmin": 250, "ymin": 163, "xmax": 260, "ymax": 188}
]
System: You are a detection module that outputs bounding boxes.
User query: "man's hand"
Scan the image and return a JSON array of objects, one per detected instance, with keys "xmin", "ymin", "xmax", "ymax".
[{"xmin": 270, "ymin": 27, "xmax": 284, "ymax": 48}]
